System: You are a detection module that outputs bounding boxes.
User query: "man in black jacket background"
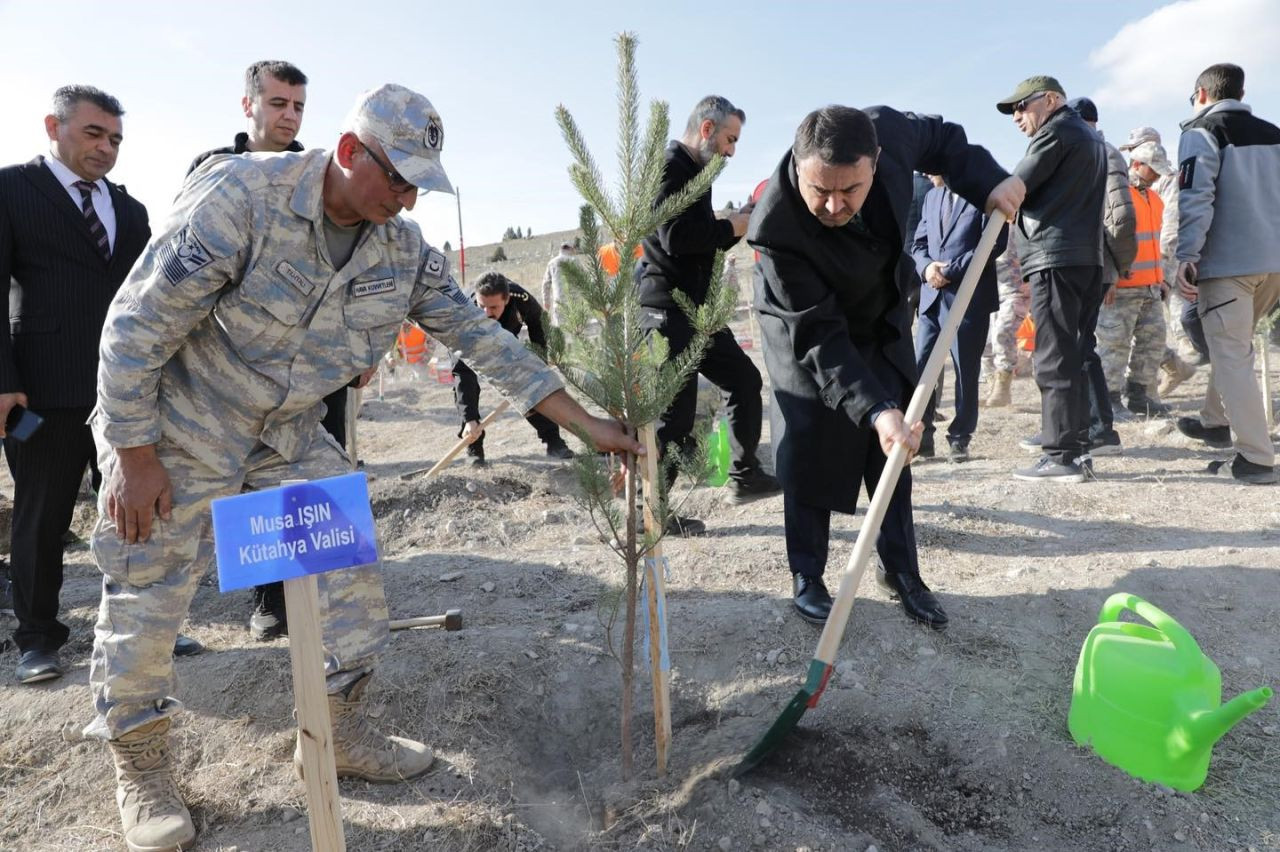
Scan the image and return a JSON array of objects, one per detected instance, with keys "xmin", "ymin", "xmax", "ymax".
[
  {"xmin": 997, "ymin": 76, "xmax": 1106, "ymax": 484},
  {"xmin": 188, "ymin": 60, "xmax": 348, "ymax": 641},
  {"xmin": 0, "ymin": 85, "xmax": 150, "ymax": 683},
  {"xmin": 453, "ymin": 272, "xmax": 574, "ymax": 464},
  {"xmin": 639, "ymin": 95, "xmax": 779, "ymax": 532},
  {"xmin": 748, "ymin": 105, "xmax": 1023, "ymax": 628}
]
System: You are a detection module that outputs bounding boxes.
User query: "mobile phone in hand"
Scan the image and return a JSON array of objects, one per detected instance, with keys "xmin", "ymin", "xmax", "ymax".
[{"xmin": 5, "ymin": 405, "xmax": 43, "ymax": 442}]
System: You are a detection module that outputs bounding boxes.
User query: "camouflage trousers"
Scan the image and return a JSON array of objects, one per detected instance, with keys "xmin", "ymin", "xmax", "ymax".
[
  {"xmin": 1096, "ymin": 285, "xmax": 1167, "ymax": 391},
  {"xmin": 84, "ymin": 430, "xmax": 389, "ymax": 740},
  {"xmin": 990, "ymin": 271, "xmax": 1031, "ymax": 372},
  {"xmin": 1166, "ymin": 287, "xmax": 1194, "ymax": 350}
]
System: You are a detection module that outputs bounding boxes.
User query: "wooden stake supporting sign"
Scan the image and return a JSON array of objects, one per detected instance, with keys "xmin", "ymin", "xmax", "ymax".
[
  {"xmin": 280, "ymin": 479, "xmax": 346, "ymax": 852},
  {"xmin": 212, "ymin": 472, "xmax": 381, "ymax": 851},
  {"xmin": 639, "ymin": 424, "xmax": 673, "ymax": 775},
  {"xmin": 1259, "ymin": 334, "xmax": 1274, "ymax": 426}
]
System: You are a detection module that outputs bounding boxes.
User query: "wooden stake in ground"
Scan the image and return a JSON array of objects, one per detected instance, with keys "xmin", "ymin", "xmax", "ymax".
[
  {"xmin": 280, "ymin": 480, "xmax": 346, "ymax": 852},
  {"xmin": 1259, "ymin": 334, "xmax": 1274, "ymax": 426},
  {"xmin": 639, "ymin": 423, "xmax": 673, "ymax": 775},
  {"xmin": 345, "ymin": 388, "xmax": 360, "ymax": 472}
]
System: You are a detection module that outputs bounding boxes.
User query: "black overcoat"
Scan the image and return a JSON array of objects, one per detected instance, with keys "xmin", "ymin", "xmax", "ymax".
[{"xmin": 747, "ymin": 107, "xmax": 1006, "ymax": 511}]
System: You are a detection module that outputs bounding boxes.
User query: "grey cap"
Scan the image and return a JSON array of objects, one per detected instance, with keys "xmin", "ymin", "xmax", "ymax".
[
  {"xmin": 1129, "ymin": 140, "xmax": 1175, "ymax": 176},
  {"xmin": 345, "ymin": 84, "xmax": 453, "ymax": 193},
  {"xmin": 996, "ymin": 75, "xmax": 1067, "ymax": 114},
  {"xmin": 1118, "ymin": 125, "xmax": 1161, "ymax": 151}
]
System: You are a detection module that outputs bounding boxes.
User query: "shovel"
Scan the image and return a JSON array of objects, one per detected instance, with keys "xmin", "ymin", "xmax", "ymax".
[
  {"xmin": 736, "ymin": 213, "xmax": 1008, "ymax": 775},
  {"xmin": 399, "ymin": 400, "xmax": 511, "ymax": 481}
]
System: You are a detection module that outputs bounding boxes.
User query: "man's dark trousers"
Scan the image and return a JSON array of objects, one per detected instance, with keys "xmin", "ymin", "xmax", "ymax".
[
  {"xmin": 642, "ymin": 306, "xmax": 763, "ymax": 482},
  {"xmin": 1030, "ymin": 266, "xmax": 1106, "ymax": 464},
  {"xmin": 5, "ymin": 406, "xmax": 95, "ymax": 653},
  {"xmin": 783, "ymin": 349, "xmax": 919, "ymax": 579},
  {"xmin": 914, "ymin": 289, "xmax": 990, "ymax": 447}
]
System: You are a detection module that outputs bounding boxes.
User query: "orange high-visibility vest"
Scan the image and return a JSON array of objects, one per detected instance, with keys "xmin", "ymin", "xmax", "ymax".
[
  {"xmin": 1119, "ymin": 186, "xmax": 1164, "ymax": 288},
  {"xmin": 397, "ymin": 323, "xmax": 429, "ymax": 363}
]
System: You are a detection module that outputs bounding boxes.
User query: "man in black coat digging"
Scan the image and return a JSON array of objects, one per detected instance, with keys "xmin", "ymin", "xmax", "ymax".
[{"xmin": 747, "ymin": 105, "xmax": 1023, "ymax": 628}]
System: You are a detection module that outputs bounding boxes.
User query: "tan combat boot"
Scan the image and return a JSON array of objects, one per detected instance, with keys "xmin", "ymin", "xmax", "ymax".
[
  {"xmin": 1158, "ymin": 353, "xmax": 1197, "ymax": 397},
  {"xmin": 108, "ymin": 718, "xmax": 196, "ymax": 852},
  {"xmin": 295, "ymin": 673, "xmax": 435, "ymax": 783},
  {"xmin": 985, "ymin": 369, "xmax": 1013, "ymax": 408}
]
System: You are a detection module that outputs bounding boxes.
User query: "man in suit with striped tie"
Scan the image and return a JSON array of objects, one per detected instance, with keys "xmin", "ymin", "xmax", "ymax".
[{"xmin": 0, "ymin": 85, "xmax": 150, "ymax": 684}]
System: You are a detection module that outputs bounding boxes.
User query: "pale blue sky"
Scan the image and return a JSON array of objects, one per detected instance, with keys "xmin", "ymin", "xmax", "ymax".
[{"xmin": 2, "ymin": 0, "xmax": 1276, "ymax": 254}]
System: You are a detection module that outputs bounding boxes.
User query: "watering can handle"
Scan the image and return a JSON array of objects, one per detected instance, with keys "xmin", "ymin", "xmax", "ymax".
[{"xmin": 1098, "ymin": 593, "xmax": 1204, "ymax": 671}]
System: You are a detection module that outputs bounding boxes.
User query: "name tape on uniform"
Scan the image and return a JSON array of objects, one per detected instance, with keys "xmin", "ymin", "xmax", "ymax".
[
  {"xmin": 351, "ymin": 277, "xmax": 396, "ymax": 298},
  {"xmin": 211, "ymin": 472, "xmax": 379, "ymax": 592}
]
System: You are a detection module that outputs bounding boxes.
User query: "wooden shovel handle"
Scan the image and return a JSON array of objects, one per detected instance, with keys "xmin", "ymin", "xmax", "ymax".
[
  {"xmin": 813, "ymin": 215, "xmax": 1008, "ymax": 665},
  {"xmin": 422, "ymin": 400, "xmax": 512, "ymax": 480}
]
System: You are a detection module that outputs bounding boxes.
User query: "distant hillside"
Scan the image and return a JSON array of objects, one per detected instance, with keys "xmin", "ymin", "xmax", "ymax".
[{"xmin": 445, "ymin": 226, "xmax": 757, "ymax": 306}]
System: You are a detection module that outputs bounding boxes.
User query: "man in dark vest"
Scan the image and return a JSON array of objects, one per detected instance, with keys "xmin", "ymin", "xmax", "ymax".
[{"xmin": 748, "ymin": 105, "xmax": 1022, "ymax": 628}]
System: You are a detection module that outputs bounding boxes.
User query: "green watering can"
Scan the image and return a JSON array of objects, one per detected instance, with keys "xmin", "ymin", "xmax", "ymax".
[
  {"xmin": 1069, "ymin": 593, "xmax": 1272, "ymax": 791},
  {"xmin": 705, "ymin": 417, "xmax": 731, "ymax": 487}
]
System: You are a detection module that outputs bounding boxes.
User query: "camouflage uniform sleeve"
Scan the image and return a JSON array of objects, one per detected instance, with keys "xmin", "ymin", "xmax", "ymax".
[
  {"xmin": 96, "ymin": 165, "xmax": 256, "ymax": 448},
  {"xmin": 408, "ymin": 247, "xmax": 563, "ymax": 414}
]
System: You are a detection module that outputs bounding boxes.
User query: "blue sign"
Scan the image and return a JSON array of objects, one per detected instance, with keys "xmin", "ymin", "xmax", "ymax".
[{"xmin": 211, "ymin": 473, "xmax": 379, "ymax": 592}]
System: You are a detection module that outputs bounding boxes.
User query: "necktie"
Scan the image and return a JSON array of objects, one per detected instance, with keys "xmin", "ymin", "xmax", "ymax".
[
  {"xmin": 73, "ymin": 180, "xmax": 111, "ymax": 262},
  {"xmin": 942, "ymin": 191, "xmax": 954, "ymax": 225}
]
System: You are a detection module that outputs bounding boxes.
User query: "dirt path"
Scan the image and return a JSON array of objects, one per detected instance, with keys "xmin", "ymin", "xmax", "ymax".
[{"xmin": 0, "ymin": 321, "xmax": 1276, "ymax": 851}]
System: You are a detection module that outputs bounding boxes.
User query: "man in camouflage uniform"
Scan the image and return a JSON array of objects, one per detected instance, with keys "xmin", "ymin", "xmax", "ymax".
[
  {"xmin": 1095, "ymin": 140, "xmax": 1174, "ymax": 417},
  {"xmin": 1118, "ymin": 126, "xmax": 1200, "ymax": 395},
  {"xmin": 985, "ymin": 228, "xmax": 1029, "ymax": 407},
  {"xmin": 87, "ymin": 84, "xmax": 639, "ymax": 852}
]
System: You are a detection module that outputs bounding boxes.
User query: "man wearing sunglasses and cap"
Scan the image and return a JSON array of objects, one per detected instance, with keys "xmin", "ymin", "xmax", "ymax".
[
  {"xmin": 85, "ymin": 83, "xmax": 643, "ymax": 852},
  {"xmin": 997, "ymin": 76, "xmax": 1106, "ymax": 483}
]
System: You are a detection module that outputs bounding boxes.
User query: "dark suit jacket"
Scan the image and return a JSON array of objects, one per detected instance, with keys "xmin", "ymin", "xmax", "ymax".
[
  {"xmin": 910, "ymin": 185, "xmax": 1005, "ymax": 315},
  {"xmin": 0, "ymin": 156, "xmax": 150, "ymax": 409},
  {"xmin": 747, "ymin": 107, "xmax": 1006, "ymax": 509}
]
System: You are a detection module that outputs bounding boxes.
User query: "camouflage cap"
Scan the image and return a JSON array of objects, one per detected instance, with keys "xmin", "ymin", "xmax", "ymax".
[
  {"xmin": 996, "ymin": 75, "xmax": 1067, "ymax": 114},
  {"xmin": 346, "ymin": 84, "xmax": 453, "ymax": 194},
  {"xmin": 1128, "ymin": 140, "xmax": 1175, "ymax": 176},
  {"xmin": 1118, "ymin": 125, "xmax": 1161, "ymax": 151}
]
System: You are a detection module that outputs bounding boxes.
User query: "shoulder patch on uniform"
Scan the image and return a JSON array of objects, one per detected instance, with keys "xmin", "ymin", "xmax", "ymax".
[
  {"xmin": 424, "ymin": 249, "xmax": 446, "ymax": 279},
  {"xmin": 1179, "ymin": 157, "xmax": 1195, "ymax": 190},
  {"xmin": 158, "ymin": 225, "xmax": 213, "ymax": 285},
  {"xmin": 442, "ymin": 278, "xmax": 471, "ymax": 306}
]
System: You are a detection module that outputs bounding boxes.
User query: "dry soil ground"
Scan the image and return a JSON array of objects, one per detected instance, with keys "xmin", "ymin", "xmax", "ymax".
[{"xmin": 0, "ymin": 295, "xmax": 1277, "ymax": 852}]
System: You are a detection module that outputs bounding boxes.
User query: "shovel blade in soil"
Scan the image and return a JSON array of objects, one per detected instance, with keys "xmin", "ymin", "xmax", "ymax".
[{"xmin": 735, "ymin": 658, "xmax": 833, "ymax": 775}]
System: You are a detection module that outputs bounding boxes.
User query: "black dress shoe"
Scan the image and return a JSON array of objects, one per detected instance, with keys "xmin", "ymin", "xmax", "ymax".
[
  {"xmin": 665, "ymin": 515, "xmax": 706, "ymax": 537},
  {"xmin": 879, "ymin": 570, "xmax": 948, "ymax": 629},
  {"xmin": 792, "ymin": 574, "xmax": 833, "ymax": 624},
  {"xmin": 173, "ymin": 634, "xmax": 205, "ymax": 657},
  {"xmin": 1176, "ymin": 416, "xmax": 1232, "ymax": 448},
  {"xmin": 16, "ymin": 649, "xmax": 64, "ymax": 684},
  {"xmin": 545, "ymin": 442, "xmax": 575, "ymax": 460},
  {"xmin": 725, "ymin": 468, "xmax": 782, "ymax": 504}
]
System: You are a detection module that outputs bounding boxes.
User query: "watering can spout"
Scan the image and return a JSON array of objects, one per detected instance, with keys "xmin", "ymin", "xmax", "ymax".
[{"xmin": 1173, "ymin": 687, "xmax": 1273, "ymax": 757}]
